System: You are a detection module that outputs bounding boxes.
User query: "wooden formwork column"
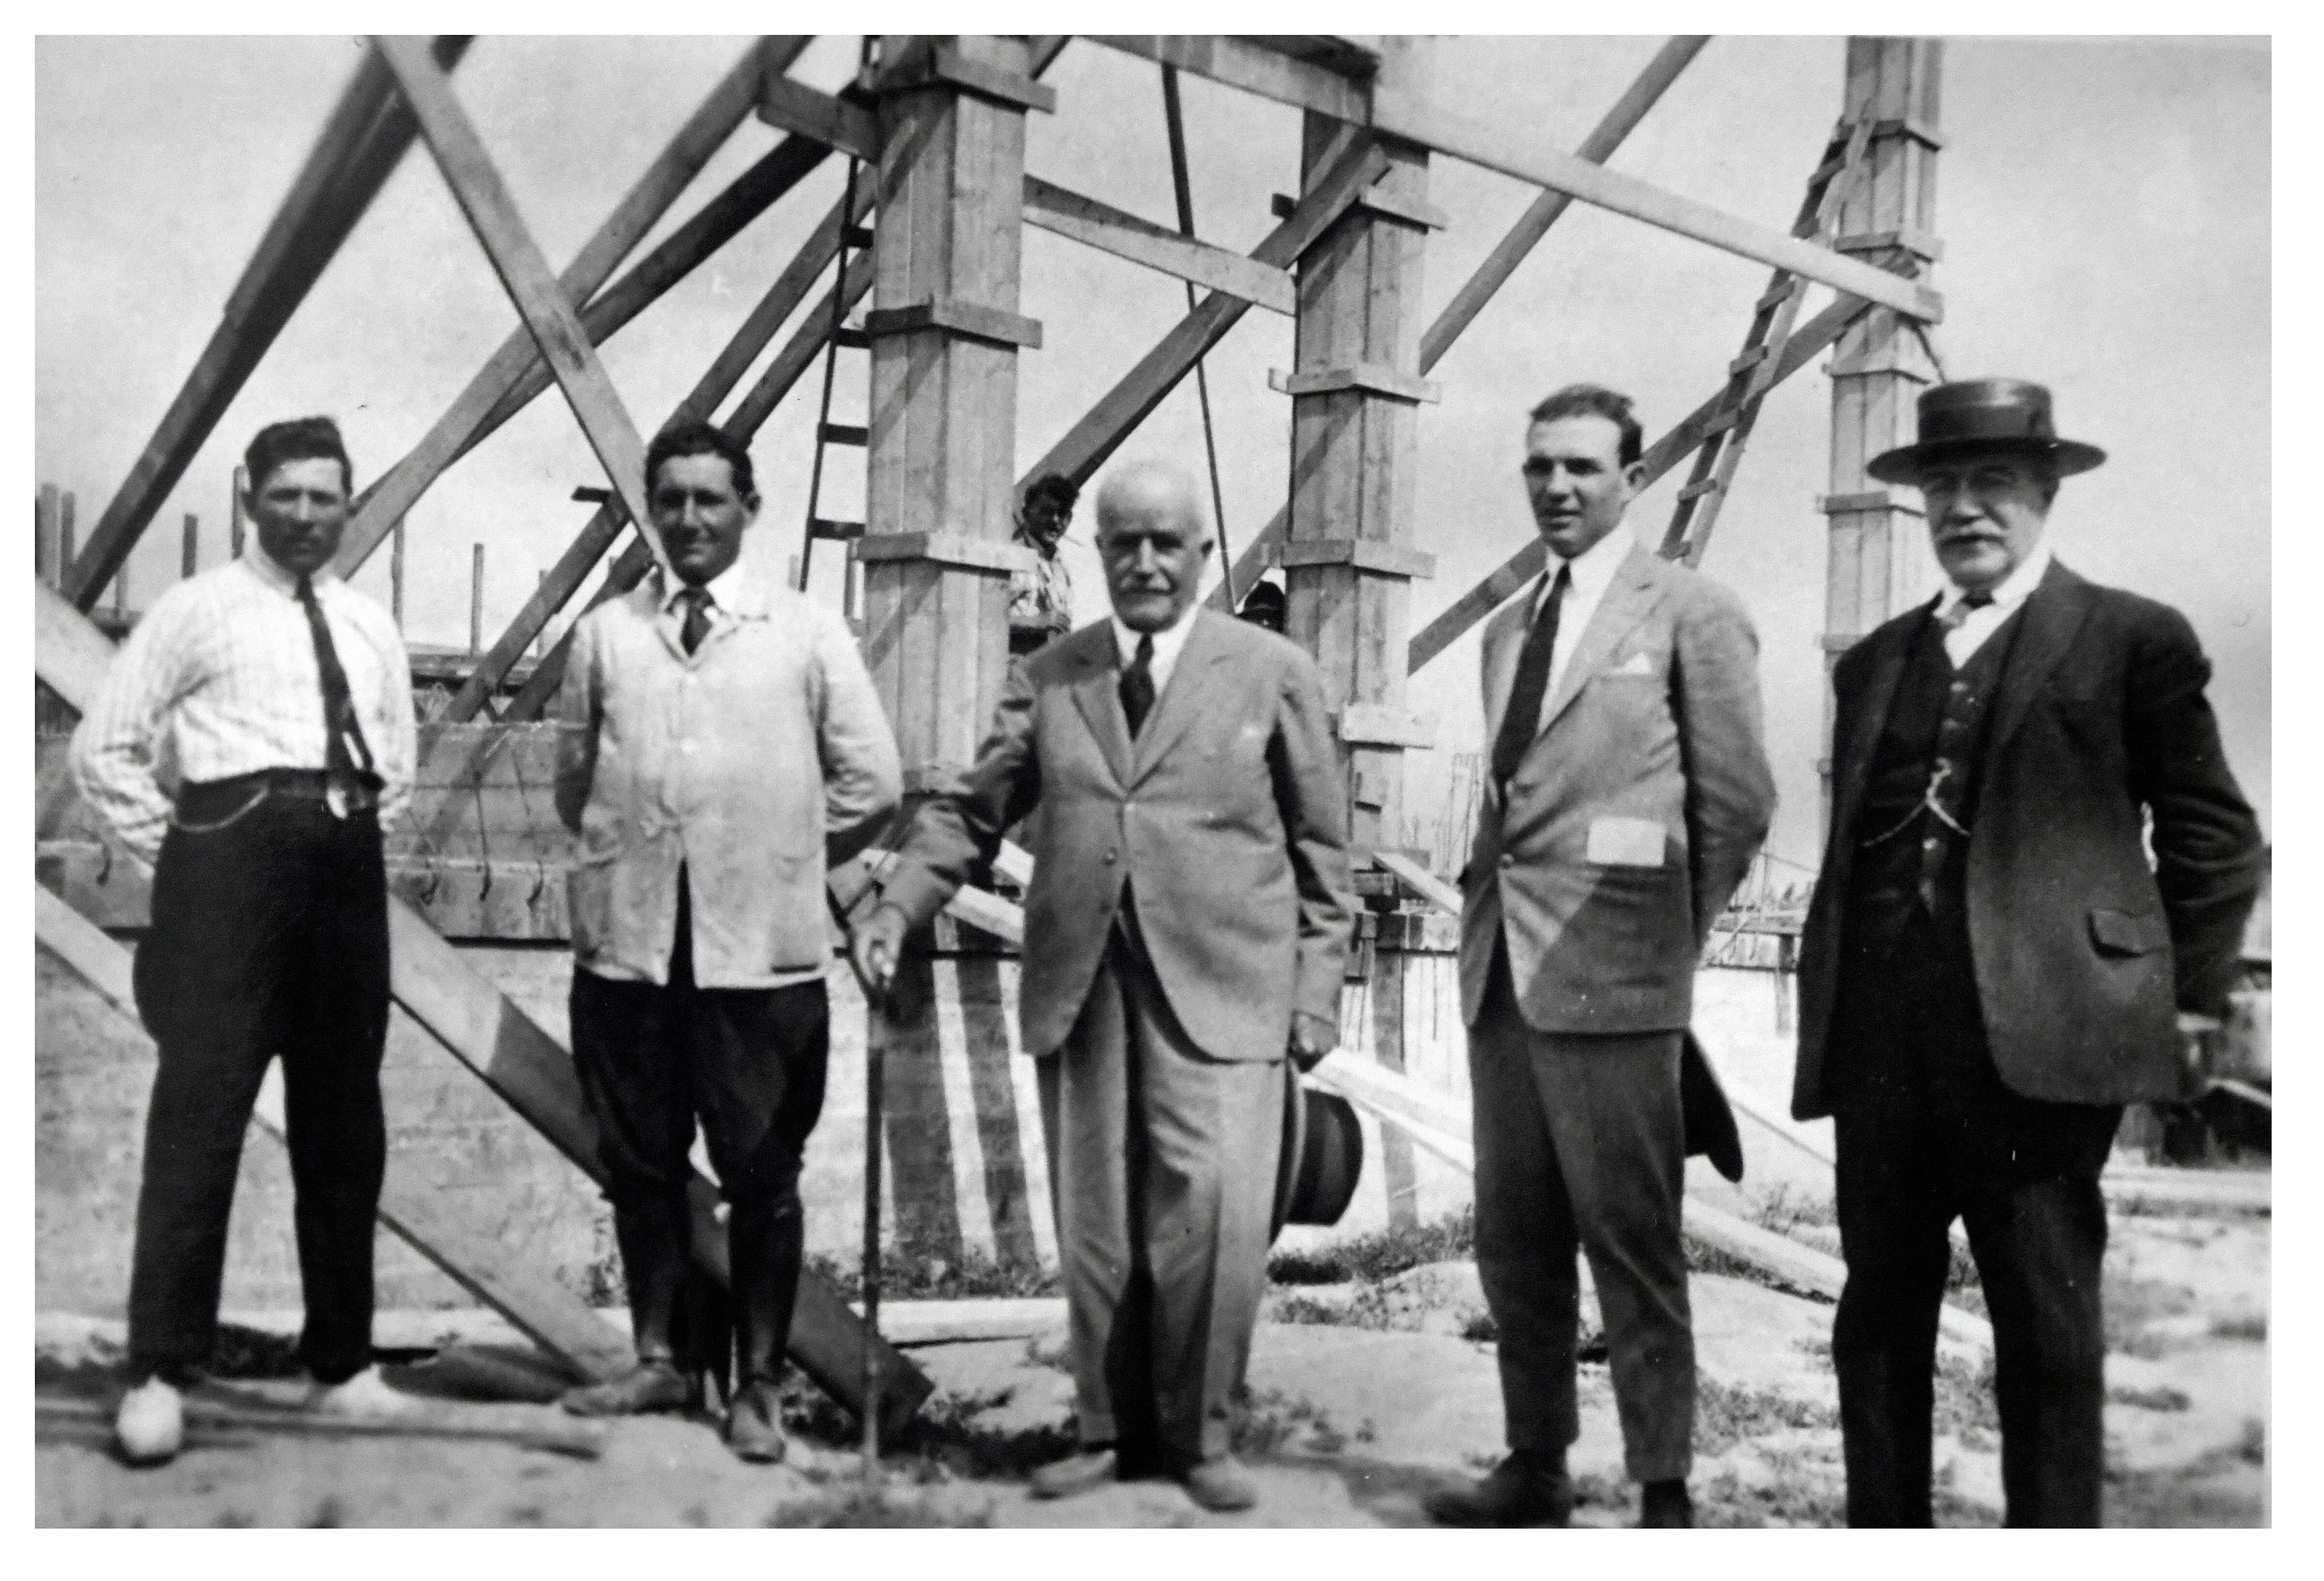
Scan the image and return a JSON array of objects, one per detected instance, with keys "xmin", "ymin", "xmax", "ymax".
[
  {"xmin": 1281, "ymin": 43, "xmax": 1439, "ymax": 1231},
  {"xmin": 1819, "ymin": 36, "xmax": 1942, "ymax": 824},
  {"xmin": 858, "ymin": 36, "xmax": 1048, "ymax": 1265}
]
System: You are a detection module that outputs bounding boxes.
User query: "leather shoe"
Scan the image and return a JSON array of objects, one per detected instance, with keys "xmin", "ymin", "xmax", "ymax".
[
  {"xmin": 1638, "ymin": 1479, "xmax": 1693, "ymax": 1528},
  {"xmin": 561, "ymin": 1358, "xmax": 691, "ymax": 1418},
  {"xmin": 1029, "ymin": 1446, "xmax": 1119, "ymax": 1499},
  {"xmin": 1423, "ymin": 1450, "xmax": 1574, "ymax": 1527},
  {"xmin": 114, "ymin": 1376, "xmax": 185, "ymax": 1466},
  {"xmin": 724, "ymin": 1379, "xmax": 787, "ymax": 1463},
  {"xmin": 1180, "ymin": 1456, "xmax": 1260, "ymax": 1513}
]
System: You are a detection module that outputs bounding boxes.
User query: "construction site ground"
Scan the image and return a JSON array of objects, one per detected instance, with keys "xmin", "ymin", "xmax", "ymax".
[{"xmin": 34, "ymin": 1183, "xmax": 2266, "ymax": 1529}]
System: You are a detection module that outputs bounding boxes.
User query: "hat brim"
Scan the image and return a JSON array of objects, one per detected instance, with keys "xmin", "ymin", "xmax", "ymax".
[{"xmin": 1867, "ymin": 436, "xmax": 2106, "ymax": 486}]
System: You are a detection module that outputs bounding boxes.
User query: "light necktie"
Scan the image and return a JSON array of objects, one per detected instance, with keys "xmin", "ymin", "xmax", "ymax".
[
  {"xmin": 294, "ymin": 575, "xmax": 374, "ymax": 781},
  {"xmin": 1490, "ymin": 563, "xmax": 1571, "ymax": 786},
  {"xmin": 1119, "ymin": 633, "xmax": 1156, "ymax": 738},
  {"xmin": 676, "ymin": 586, "xmax": 714, "ymax": 655}
]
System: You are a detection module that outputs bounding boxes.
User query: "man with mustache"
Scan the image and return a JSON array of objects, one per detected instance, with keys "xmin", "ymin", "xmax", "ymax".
[
  {"xmin": 1793, "ymin": 379, "xmax": 2264, "ymax": 1525},
  {"xmin": 553, "ymin": 419, "xmax": 900, "ymax": 1462},
  {"xmin": 74, "ymin": 417, "xmax": 419, "ymax": 1463},
  {"xmin": 850, "ymin": 459, "xmax": 1353, "ymax": 1513}
]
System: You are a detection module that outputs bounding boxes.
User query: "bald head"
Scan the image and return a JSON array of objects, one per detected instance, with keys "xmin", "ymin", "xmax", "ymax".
[{"xmin": 1094, "ymin": 459, "xmax": 1214, "ymax": 631}]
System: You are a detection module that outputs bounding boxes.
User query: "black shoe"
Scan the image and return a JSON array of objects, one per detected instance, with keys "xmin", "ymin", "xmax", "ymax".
[
  {"xmin": 560, "ymin": 1358, "xmax": 691, "ymax": 1418},
  {"xmin": 724, "ymin": 1379, "xmax": 788, "ymax": 1463},
  {"xmin": 1423, "ymin": 1450, "xmax": 1573, "ymax": 1527},
  {"xmin": 1030, "ymin": 1446, "xmax": 1120, "ymax": 1499},
  {"xmin": 1638, "ymin": 1479, "xmax": 1693, "ymax": 1528}
]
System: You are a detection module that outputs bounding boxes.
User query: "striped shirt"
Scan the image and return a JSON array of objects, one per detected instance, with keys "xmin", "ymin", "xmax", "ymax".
[{"xmin": 71, "ymin": 548, "xmax": 418, "ymax": 863}]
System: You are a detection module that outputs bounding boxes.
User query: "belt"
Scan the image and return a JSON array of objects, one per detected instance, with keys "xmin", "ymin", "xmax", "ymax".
[{"xmin": 178, "ymin": 768, "xmax": 382, "ymax": 823}]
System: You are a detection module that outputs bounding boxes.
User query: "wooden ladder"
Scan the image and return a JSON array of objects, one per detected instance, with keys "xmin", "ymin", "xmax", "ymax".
[{"xmin": 1657, "ymin": 116, "xmax": 1875, "ymax": 568}]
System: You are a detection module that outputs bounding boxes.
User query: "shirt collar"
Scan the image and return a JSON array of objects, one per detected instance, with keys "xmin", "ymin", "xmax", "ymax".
[
  {"xmin": 1536, "ymin": 524, "xmax": 1632, "ymax": 615},
  {"xmin": 661, "ymin": 557, "xmax": 751, "ymax": 615},
  {"xmin": 1110, "ymin": 598, "xmax": 1200, "ymax": 669},
  {"xmin": 242, "ymin": 541, "xmax": 339, "ymax": 597},
  {"xmin": 1935, "ymin": 541, "xmax": 2051, "ymax": 618}
]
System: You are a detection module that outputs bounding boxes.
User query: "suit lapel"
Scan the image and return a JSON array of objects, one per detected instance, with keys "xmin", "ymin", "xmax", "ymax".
[
  {"xmin": 1128, "ymin": 609, "xmax": 1228, "ymax": 784},
  {"xmin": 1480, "ymin": 591, "xmax": 1530, "ymax": 746},
  {"xmin": 1829, "ymin": 610, "xmax": 1926, "ymax": 842},
  {"xmin": 1534, "ymin": 545, "xmax": 1662, "ymax": 741},
  {"xmin": 1985, "ymin": 559, "xmax": 2095, "ymax": 758},
  {"xmin": 1066, "ymin": 631, "xmax": 1136, "ymax": 786}
]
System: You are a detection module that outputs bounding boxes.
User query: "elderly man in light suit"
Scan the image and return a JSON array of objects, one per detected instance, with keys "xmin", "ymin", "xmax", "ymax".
[
  {"xmin": 1428, "ymin": 385, "xmax": 1775, "ymax": 1530},
  {"xmin": 850, "ymin": 460, "xmax": 1353, "ymax": 1513}
]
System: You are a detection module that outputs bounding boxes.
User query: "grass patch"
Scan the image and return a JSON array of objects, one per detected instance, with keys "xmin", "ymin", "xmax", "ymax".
[
  {"xmin": 1459, "ymin": 1309, "xmax": 1498, "ymax": 1344},
  {"xmin": 807, "ymin": 1242, "xmax": 1059, "ymax": 1303},
  {"xmin": 1267, "ymin": 1210, "xmax": 1474, "ymax": 1287},
  {"xmin": 775, "ymin": 1377, "xmax": 1079, "ymax": 1483},
  {"xmin": 1932, "ymin": 1348, "xmax": 2000, "ymax": 1441},
  {"xmin": 2104, "ymin": 1272, "xmax": 2199, "ymax": 1357},
  {"xmin": 767, "ymin": 1487, "xmax": 989, "ymax": 1528},
  {"xmin": 1231, "ymin": 1386, "xmax": 1347, "ymax": 1459},
  {"xmin": 1694, "ymin": 1373, "xmax": 1839, "ymax": 1456},
  {"xmin": 1747, "ymin": 1183, "xmax": 1837, "ymax": 1237},
  {"xmin": 2108, "ymin": 1383, "xmax": 2190, "ymax": 1412}
]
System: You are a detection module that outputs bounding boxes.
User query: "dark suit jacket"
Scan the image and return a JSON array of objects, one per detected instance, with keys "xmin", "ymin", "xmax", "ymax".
[
  {"xmin": 880, "ymin": 609, "xmax": 1355, "ymax": 1064},
  {"xmin": 1793, "ymin": 559, "xmax": 2264, "ymax": 1120}
]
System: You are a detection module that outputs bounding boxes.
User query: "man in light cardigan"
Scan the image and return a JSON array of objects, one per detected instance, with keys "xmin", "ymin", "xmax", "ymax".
[{"xmin": 552, "ymin": 419, "xmax": 899, "ymax": 1462}]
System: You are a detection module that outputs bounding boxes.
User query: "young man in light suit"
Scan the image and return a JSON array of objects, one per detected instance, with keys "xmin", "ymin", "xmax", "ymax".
[
  {"xmin": 1428, "ymin": 385, "xmax": 1775, "ymax": 1529},
  {"xmin": 850, "ymin": 460, "xmax": 1354, "ymax": 1513}
]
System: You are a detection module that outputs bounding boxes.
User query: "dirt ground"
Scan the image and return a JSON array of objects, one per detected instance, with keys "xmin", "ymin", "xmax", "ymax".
[{"xmin": 35, "ymin": 1198, "xmax": 2266, "ymax": 1529}]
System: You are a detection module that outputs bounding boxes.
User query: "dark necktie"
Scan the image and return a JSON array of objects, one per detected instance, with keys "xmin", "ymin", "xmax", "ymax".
[
  {"xmin": 677, "ymin": 586, "xmax": 714, "ymax": 655},
  {"xmin": 1939, "ymin": 588, "xmax": 1995, "ymax": 632},
  {"xmin": 1490, "ymin": 563, "xmax": 1570, "ymax": 786},
  {"xmin": 294, "ymin": 575, "xmax": 374, "ymax": 779},
  {"xmin": 1119, "ymin": 633, "xmax": 1157, "ymax": 738}
]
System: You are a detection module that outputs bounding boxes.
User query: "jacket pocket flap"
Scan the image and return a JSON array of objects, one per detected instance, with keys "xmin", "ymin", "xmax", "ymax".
[{"xmin": 2089, "ymin": 907, "xmax": 2168, "ymax": 956}]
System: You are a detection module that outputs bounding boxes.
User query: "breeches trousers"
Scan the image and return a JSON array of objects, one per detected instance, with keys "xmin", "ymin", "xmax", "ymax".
[
  {"xmin": 1467, "ymin": 941, "xmax": 1694, "ymax": 1483},
  {"xmin": 1035, "ymin": 911, "xmax": 1285, "ymax": 1465},
  {"xmin": 1829, "ymin": 904, "xmax": 2122, "ymax": 1527},
  {"xmin": 127, "ymin": 781, "xmax": 391, "ymax": 1385}
]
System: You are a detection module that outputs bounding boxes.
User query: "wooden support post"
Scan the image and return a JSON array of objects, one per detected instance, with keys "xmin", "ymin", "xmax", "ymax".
[
  {"xmin": 331, "ymin": 42, "xmax": 810, "ymax": 577},
  {"xmin": 64, "ymin": 38, "xmax": 468, "ymax": 610},
  {"xmin": 1820, "ymin": 38, "xmax": 1942, "ymax": 824},
  {"xmin": 1370, "ymin": 953, "xmax": 1419, "ymax": 1231},
  {"xmin": 390, "ymin": 519, "xmax": 406, "ymax": 627},
  {"xmin": 469, "ymin": 543, "xmax": 485, "ymax": 655},
  {"xmin": 181, "ymin": 513, "xmax": 198, "ymax": 580},
  {"xmin": 231, "ymin": 466, "xmax": 247, "ymax": 559},
  {"xmin": 1283, "ymin": 40, "xmax": 1436, "ymax": 860}
]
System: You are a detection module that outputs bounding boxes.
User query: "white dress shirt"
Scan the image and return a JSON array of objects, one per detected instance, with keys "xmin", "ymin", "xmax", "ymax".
[
  {"xmin": 1110, "ymin": 598, "xmax": 1201, "ymax": 701},
  {"xmin": 659, "ymin": 558, "xmax": 750, "ymax": 638},
  {"xmin": 71, "ymin": 545, "xmax": 418, "ymax": 864},
  {"xmin": 1530, "ymin": 524, "xmax": 1635, "ymax": 698},
  {"xmin": 1935, "ymin": 543, "xmax": 2050, "ymax": 666}
]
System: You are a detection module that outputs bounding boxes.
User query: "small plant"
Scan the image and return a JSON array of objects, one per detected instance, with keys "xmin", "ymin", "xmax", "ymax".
[
  {"xmin": 2212, "ymin": 1313, "xmax": 2268, "ymax": 1341},
  {"xmin": 2108, "ymin": 1383, "xmax": 2191, "ymax": 1412},
  {"xmin": 1266, "ymin": 1209, "xmax": 1476, "ymax": 1288},
  {"xmin": 1693, "ymin": 1373, "xmax": 1838, "ymax": 1456},
  {"xmin": 1458, "ymin": 1308, "xmax": 1498, "ymax": 1344}
]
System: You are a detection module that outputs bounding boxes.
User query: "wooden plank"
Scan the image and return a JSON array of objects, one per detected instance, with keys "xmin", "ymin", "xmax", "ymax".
[
  {"xmin": 1404, "ymin": 291, "xmax": 1876, "ymax": 674},
  {"xmin": 332, "ymin": 42, "xmax": 788, "ymax": 577},
  {"xmin": 757, "ymin": 68, "xmax": 880, "ymax": 160},
  {"xmin": 444, "ymin": 177, "xmax": 874, "ymax": 722},
  {"xmin": 34, "ymin": 883, "xmax": 634, "ymax": 1384},
  {"xmin": 35, "ymin": 583, "xmax": 933, "ymax": 1426},
  {"xmin": 1019, "ymin": 130, "xmax": 1389, "ymax": 491},
  {"xmin": 1372, "ymin": 850, "xmax": 1461, "ymax": 916},
  {"xmin": 1096, "ymin": 35, "xmax": 1940, "ymax": 323},
  {"xmin": 1021, "ymin": 176, "xmax": 1295, "ymax": 314},
  {"xmin": 1419, "ymin": 36, "xmax": 1706, "ymax": 368},
  {"xmin": 376, "ymin": 37, "xmax": 669, "ymax": 586},
  {"xmin": 65, "ymin": 38, "xmax": 469, "ymax": 610}
]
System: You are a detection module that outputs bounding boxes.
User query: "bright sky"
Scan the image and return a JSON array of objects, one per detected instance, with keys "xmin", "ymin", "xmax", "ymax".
[{"xmin": 33, "ymin": 35, "xmax": 2269, "ymax": 868}]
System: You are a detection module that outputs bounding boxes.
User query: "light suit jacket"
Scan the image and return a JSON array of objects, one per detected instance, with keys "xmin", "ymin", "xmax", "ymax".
[
  {"xmin": 1461, "ymin": 543, "xmax": 1776, "ymax": 1036},
  {"xmin": 880, "ymin": 609, "xmax": 1355, "ymax": 1064},
  {"xmin": 554, "ymin": 567, "xmax": 901, "ymax": 988}
]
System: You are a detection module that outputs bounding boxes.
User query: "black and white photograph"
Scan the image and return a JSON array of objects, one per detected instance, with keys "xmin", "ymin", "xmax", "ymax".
[{"xmin": 27, "ymin": 23, "xmax": 2283, "ymax": 1533}]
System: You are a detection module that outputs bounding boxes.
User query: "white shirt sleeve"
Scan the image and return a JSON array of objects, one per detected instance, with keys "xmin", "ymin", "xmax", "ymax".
[
  {"xmin": 372, "ymin": 615, "xmax": 419, "ymax": 831},
  {"xmin": 69, "ymin": 590, "xmax": 197, "ymax": 866}
]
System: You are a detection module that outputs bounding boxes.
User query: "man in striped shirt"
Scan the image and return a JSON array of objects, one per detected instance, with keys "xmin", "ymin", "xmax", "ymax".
[{"xmin": 73, "ymin": 416, "xmax": 418, "ymax": 1465}]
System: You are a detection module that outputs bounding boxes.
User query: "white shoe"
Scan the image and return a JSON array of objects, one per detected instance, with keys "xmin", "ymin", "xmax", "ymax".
[
  {"xmin": 306, "ymin": 1365, "xmax": 416, "ymax": 1419},
  {"xmin": 115, "ymin": 1377, "xmax": 185, "ymax": 1464}
]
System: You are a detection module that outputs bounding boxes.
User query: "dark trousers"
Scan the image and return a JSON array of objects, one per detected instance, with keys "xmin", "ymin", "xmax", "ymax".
[
  {"xmin": 1467, "ymin": 941, "xmax": 1694, "ymax": 1483},
  {"xmin": 1830, "ymin": 906, "xmax": 2122, "ymax": 1527},
  {"xmin": 568, "ymin": 869, "xmax": 830, "ymax": 1387},
  {"xmin": 1035, "ymin": 906, "xmax": 1284, "ymax": 1466},
  {"xmin": 127, "ymin": 778, "xmax": 391, "ymax": 1385}
]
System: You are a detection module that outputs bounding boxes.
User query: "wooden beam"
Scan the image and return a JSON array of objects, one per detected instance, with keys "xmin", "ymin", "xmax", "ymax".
[
  {"xmin": 445, "ymin": 176, "xmax": 875, "ymax": 723},
  {"xmin": 1018, "ymin": 129, "xmax": 1391, "ymax": 492},
  {"xmin": 1404, "ymin": 291, "xmax": 1877, "ymax": 674},
  {"xmin": 376, "ymin": 37, "xmax": 669, "ymax": 586},
  {"xmin": 34, "ymin": 577, "xmax": 933, "ymax": 1427},
  {"xmin": 1420, "ymin": 36, "xmax": 1707, "ymax": 367},
  {"xmin": 63, "ymin": 37, "xmax": 470, "ymax": 610},
  {"xmin": 330, "ymin": 42, "xmax": 792, "ymax": 578},
  {"xmin": 1022, "ymin": 176, "xmax": 1295, "ymax": 314},
  {"xmin": 1095, "ymin": 34, "xmax": 1942, "ymax": 323},
  {"xmin": 36, "ymin": 882, "xmax": 635, "ymax": 1385},
  {"xmin": 758, "ymin": 68, "xmax": 880, "ymax": 161},
  {"xmin": 1207, "ymin": 44, "xmax": 1703, "ymax": 614},
  {"xmin": 339, "ymin": 134, "xmax": 829, "ymax": 578}
]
